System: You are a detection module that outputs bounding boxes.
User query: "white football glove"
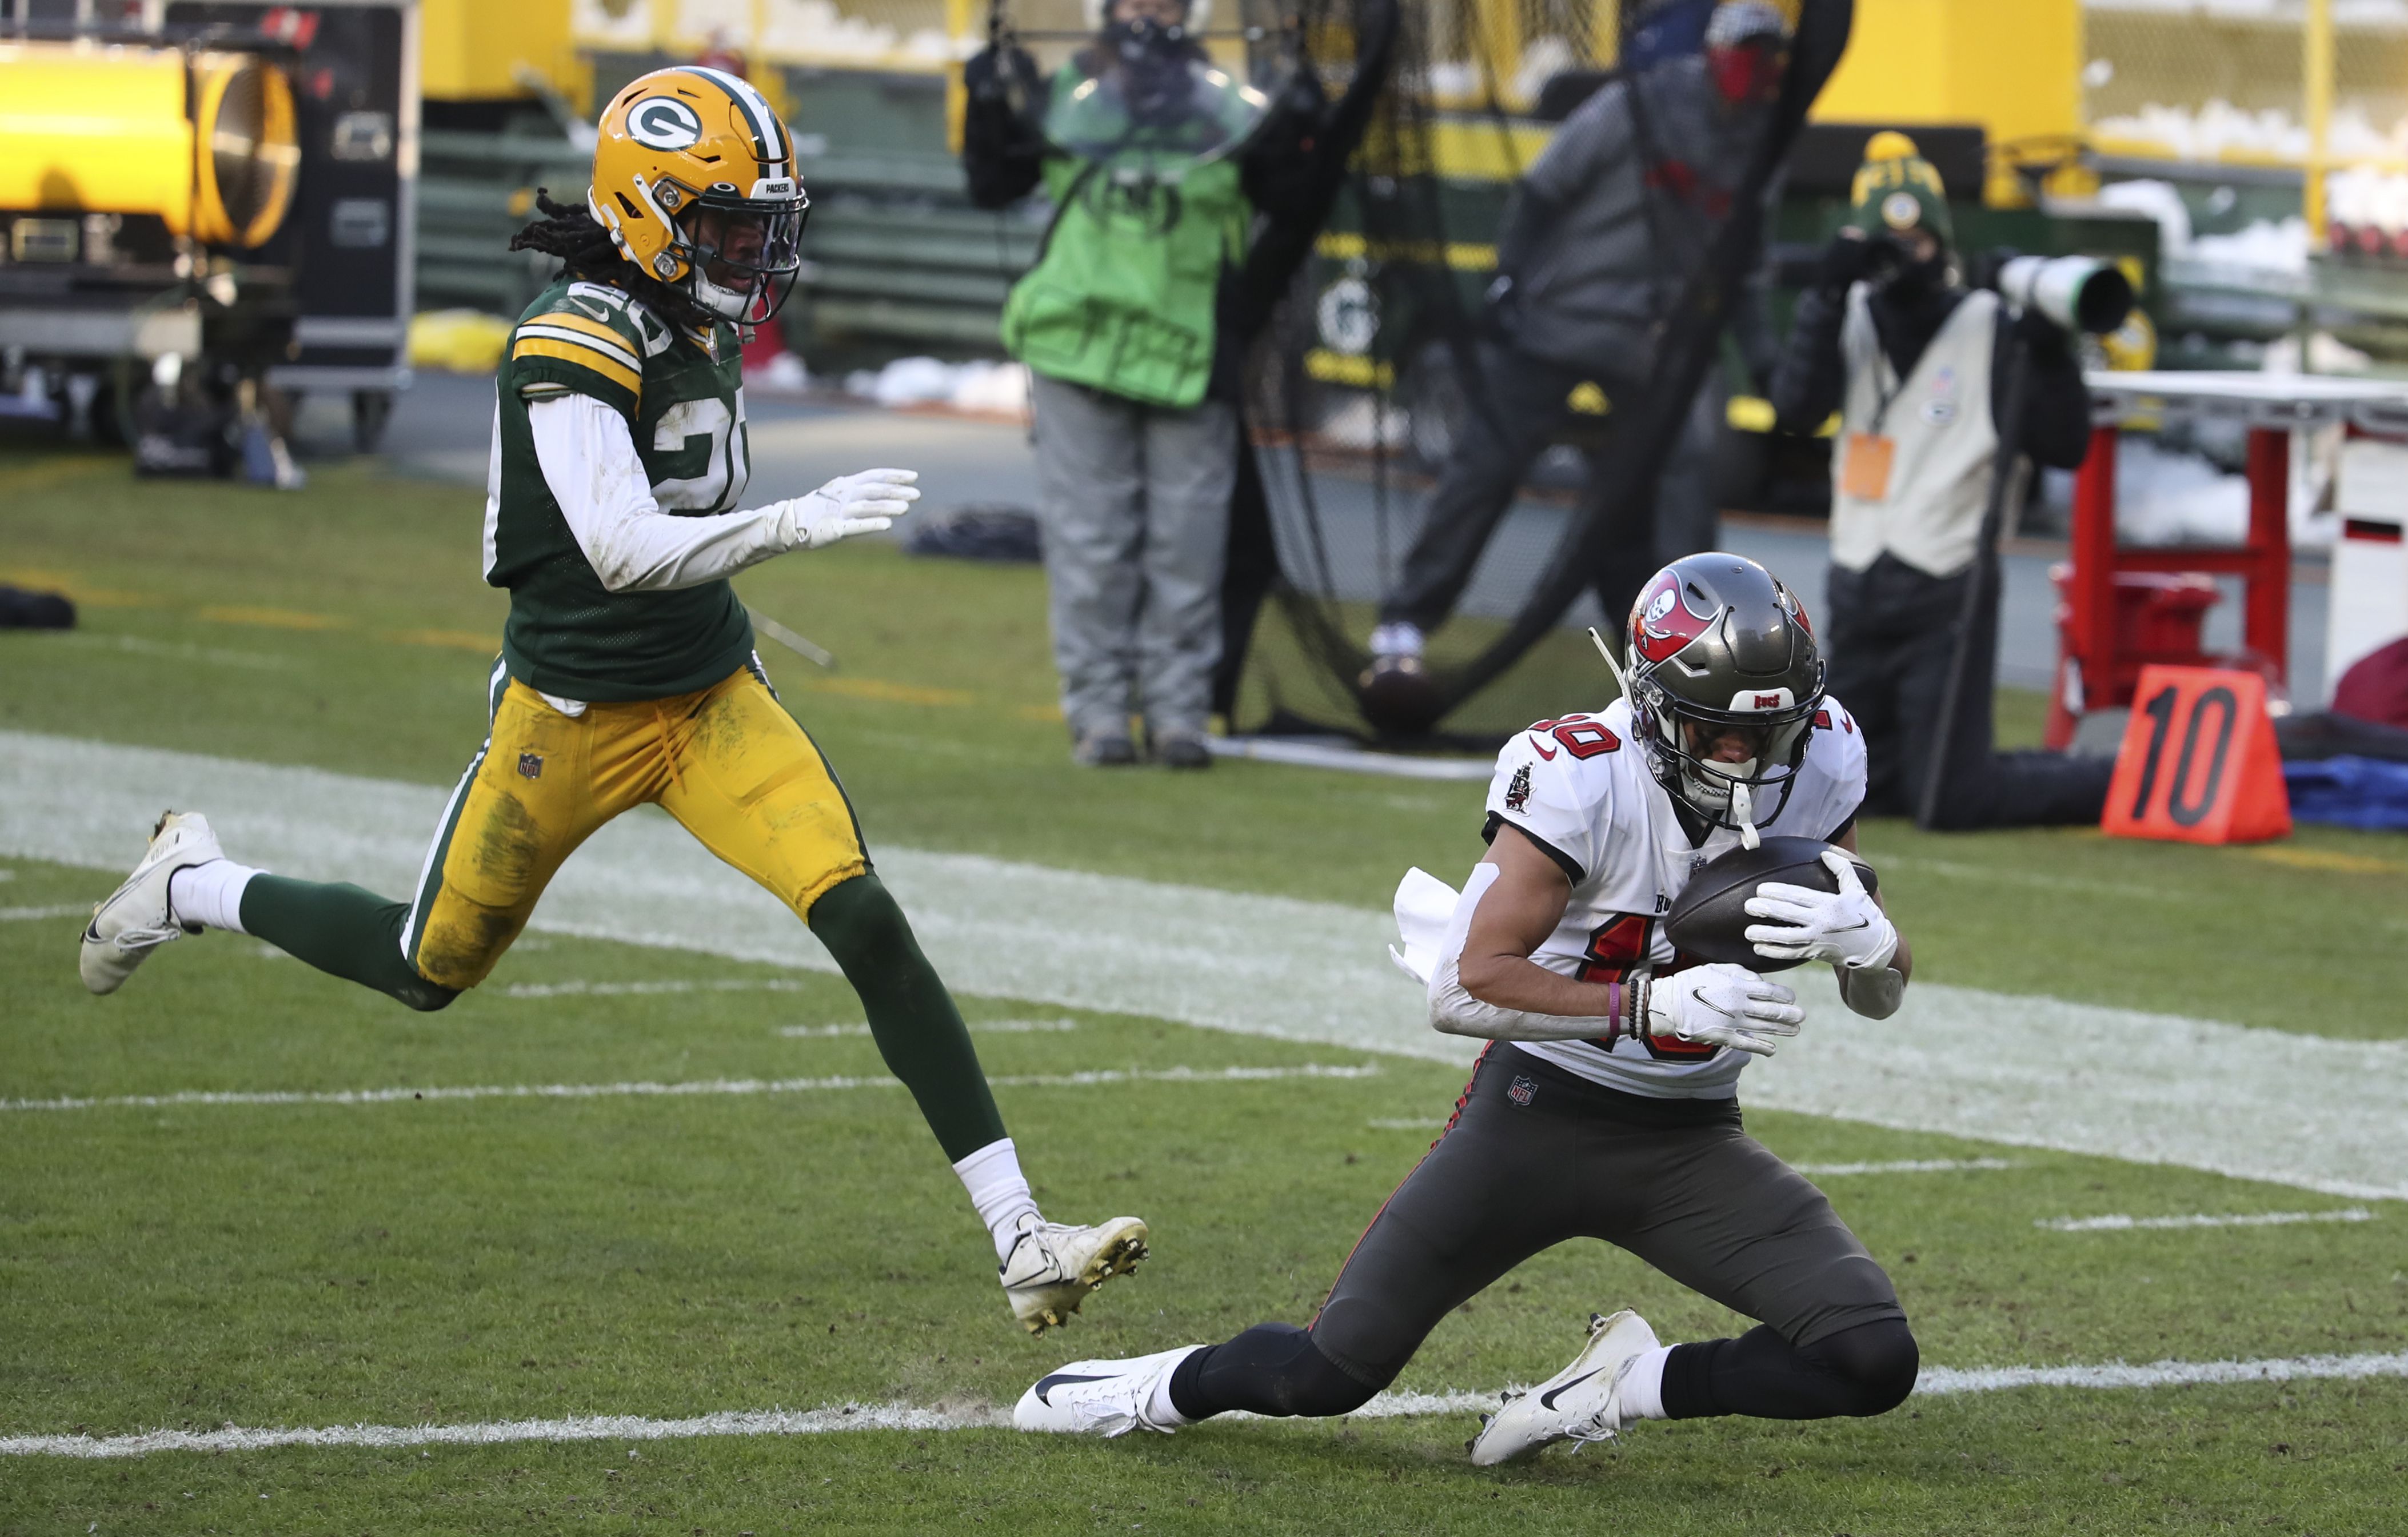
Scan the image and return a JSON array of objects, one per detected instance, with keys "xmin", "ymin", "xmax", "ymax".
[
  {"xmin": 1743, "ymin": 849, "xmax": 1899, "ymax": 971},
  {"xmin": 770, "ymin": 468, "xmax": 920, "ymax": 552},
  {"xmin": 1646, "ymin": 963, "xmax": 1803, "ymax": 1058}
]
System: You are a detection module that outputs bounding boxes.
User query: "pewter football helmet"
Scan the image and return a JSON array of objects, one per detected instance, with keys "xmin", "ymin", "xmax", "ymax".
[{"xmin": 1622, "ymin": 553, "xmax": 1826, "ymax": 831}]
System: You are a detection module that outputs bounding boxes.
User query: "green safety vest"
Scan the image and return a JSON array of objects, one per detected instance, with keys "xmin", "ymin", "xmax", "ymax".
[{"xmin": 1001, "ymin": 65, "xmax": 1256, "ymax": 409}]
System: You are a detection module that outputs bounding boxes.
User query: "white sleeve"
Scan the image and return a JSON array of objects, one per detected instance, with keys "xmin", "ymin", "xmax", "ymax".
[
  {"xmin": 1483, "ymin": 725, "xmax": 1607, "ymax": 882},
  {"xmin": 528, "ymin": 393, "xmax": 786, "ymax": 593},
  {"xmin": 1423, "ymin": 864, "xmax": 1624, "ymax": 1043}
]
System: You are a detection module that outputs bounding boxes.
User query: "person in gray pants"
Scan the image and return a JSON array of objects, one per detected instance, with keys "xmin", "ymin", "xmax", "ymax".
[
  {"xmin": 961, "ymin": 0, "xmax": 1323, "ymax": 768},
  {"xmin": 1367, "ymin": 1, "xmax": 1786, "ymax": 673},
  {"xmin": 1027, "ymin": 374, "xmax": 1238, "ymax": 766}
]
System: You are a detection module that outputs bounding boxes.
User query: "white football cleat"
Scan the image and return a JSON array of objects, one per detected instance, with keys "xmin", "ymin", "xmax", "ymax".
[
  {"xmin": 79, "ymin": 810, "xmax": 223, "ymax": 996},
  {"xmin": 1012, "ymin": 1344, "xmax": 1200, "ymax": 1436},
  {"xmin": 1000, "ymin": 1215, "xmax": 1149, "ymax": 1335},
  {"xmin": 1468, "ymin": 1308, "xmax": 1660, "ymax": 1467}
]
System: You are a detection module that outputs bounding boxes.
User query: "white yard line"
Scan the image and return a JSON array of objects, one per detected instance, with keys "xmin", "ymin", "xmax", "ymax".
[
  {"xmin": 1876, "ymin": 855, "xmax": 2190, "ymax": 905},
  {"xmin": 1792, "ymin": 1157, "xmax": 2020, "ymax": 1177},
  {"xmin": 780, "ymin": 1017, "xmax": 1077, "ymax": 1037},
  {"xmin": 0, "ymin": 903, "xmax": 87, "ymax": 923},
  {"xmin": 11, "ymin": 1350, "xmax": 2407, "ymax": 1460},
  {"xmin": 37, "ymin": 632, "xmax": 298, "ymax": 673},
  {"xmin": 503, "ymin": 979, "xmax": 810, "ymax": 999},
  {"xmin": 7, "ymin": 729, "xmax": 2408, "ymax": 1200},
  {"xmin": 1913, "ymin": 1351, "xmax": 2408, "ymax": 1394},
  {"xmin": 2039, "ymin": 1208, "xmax": 2374, "ymax": 1232},
  {"xmin": 0, "ymin": 1063, "xmax": 1381, "ymax": 1114}
]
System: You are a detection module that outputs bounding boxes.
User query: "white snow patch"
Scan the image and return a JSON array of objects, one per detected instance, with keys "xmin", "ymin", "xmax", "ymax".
[{"xmin": 844, "ymin": 357, "xmax": 1029, "ymax": 416}]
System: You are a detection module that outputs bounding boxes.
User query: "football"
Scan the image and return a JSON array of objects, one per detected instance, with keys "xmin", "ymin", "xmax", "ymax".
[{"xmin": 1662, "ymin": 836, "xmax": 1879, "ymax": 971}]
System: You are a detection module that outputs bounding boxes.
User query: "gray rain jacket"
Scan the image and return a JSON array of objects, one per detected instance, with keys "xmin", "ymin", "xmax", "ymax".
[{"xmin": 1494, "ymin": 55, "xmax": 1771, "ymax": 381}]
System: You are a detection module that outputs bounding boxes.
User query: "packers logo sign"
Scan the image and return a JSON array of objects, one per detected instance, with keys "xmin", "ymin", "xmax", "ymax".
[{"xmin": 627, "ymin": 96, "xmax": 704, "ymax": 151}]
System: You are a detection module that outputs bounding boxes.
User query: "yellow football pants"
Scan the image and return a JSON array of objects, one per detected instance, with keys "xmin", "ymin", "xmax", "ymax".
[{"xmin": 402, "ymin": 659, "xmax": 866, "ymax": 991}]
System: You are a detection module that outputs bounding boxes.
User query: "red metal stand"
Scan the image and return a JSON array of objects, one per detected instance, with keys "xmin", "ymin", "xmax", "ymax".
[{"xmin": 2050, "ymin": 424, "xmax": 2294, "ymax": 749}]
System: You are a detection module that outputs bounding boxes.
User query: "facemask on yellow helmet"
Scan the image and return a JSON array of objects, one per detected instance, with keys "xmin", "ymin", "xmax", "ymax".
[{"xmin": 586, "ymin": 65, "xmax": 808, "ymax": 324}]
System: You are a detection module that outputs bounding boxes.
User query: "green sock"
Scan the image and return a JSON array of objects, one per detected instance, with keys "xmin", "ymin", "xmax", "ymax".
[
  {"xmin": 809, "ymin": 873, "xmax": 1008, "ymax": 1162},
  {"xmin": 239, "ymin": 875, "xmax": 460, "ymax": 1013}
]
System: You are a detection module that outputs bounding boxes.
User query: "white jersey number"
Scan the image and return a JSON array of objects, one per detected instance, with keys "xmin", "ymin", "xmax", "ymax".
[{"xmin": 650, "ymin": 392, "xmax": 752, "ymax": 513}]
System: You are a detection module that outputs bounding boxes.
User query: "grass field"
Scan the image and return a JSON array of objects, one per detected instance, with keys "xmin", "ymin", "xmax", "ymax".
[{"xmin": 3, "ymin": 446, "xmax": 2406, "ymax": 1534}]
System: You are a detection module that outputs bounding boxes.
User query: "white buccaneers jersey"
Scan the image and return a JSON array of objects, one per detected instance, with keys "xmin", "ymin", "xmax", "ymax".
[{"xmin": 1480, "ymin": 695, "xmax": 1868, "ymax": 1099}]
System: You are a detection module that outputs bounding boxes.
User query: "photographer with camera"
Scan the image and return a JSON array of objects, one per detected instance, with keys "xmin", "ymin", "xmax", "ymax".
[
  {"xmin": 963, "ymin": 0, "xmax": 1324, "ymax": 769},
  {"xmin": 1364, "ymin": 0, "xmax": 1788, "ymax": 684},
  {"xmin": 1769, "ymin": 132, "xmax": 2110, "ymax": 829}
]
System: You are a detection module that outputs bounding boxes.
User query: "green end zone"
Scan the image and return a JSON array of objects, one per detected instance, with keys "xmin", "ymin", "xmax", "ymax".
[{"xmin": 3, "ymin": 450, "xmax": 2405, "ymax": 1532}]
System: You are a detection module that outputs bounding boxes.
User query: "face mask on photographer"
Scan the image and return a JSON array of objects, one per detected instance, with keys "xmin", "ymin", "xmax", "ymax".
[
  {"xmin": 1884, "ymin": 227, "xmax": 1949, "ymax": 294},
  {"xmin": 1099, "ymin": 0, "xmax": 1197, "ymax": 123},
  {"xmin": 1843, "ymin": 134, "xmax": 1958, "ymax": 294},
  {"xmin": 1703, "ymin": 0, "xmax": 1787, "ymax": 109}
]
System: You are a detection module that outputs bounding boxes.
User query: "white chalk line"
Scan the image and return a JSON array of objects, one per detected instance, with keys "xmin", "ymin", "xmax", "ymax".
[
  {"xmin": 0, "ymin": 1063, "xmax": 1381, "ymax": 1114},
  {"xmin": 2039, "ymin": 1207, "xmax": 2375, "ymax": 1233},
  {"xmin": 1877, "ymin": 855, "xmax": 2192, "ymax": 905},
  {"xmin": 11, "ymin": 729, "xmax": 2408, "ymax": 1201},
  {"xmin": 14, "ymin": 1350, "xmax": 2408, "ymax": 1460},
  {"xmin": 780, "ymin": 1018, "xmax": 1079, "ymax": 1038},
  {"xmin": 502, "ymin": 978, "xmax": 810, "ymax": 999},
  {"xmin": 0, "ymin": 903, "xmax": 86, "ymax": 923},
  {"xmin": 37, "ymin": 630, "xmax": 298, "ymax": 673},
  {"xmin": 1365, "ymin": 1117, "xmax": 1445, "ymax": 1130},
  {"xmin": 1365, "ymin": 1148, "xmax": 2028, "ymax": 1177},
  {"xmin": 1792, "ymin": 1157, "xmax": 2020, "ymax": 1177}
]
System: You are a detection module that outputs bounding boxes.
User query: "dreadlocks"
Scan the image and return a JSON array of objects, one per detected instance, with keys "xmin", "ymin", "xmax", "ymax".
[{"xmin": 509, "ymin": 189, "xmax": 708, "ymax": 325}]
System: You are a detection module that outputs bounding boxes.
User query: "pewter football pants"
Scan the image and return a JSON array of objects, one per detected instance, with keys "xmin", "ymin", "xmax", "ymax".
[
  {"xmin": 1168, "ymin": 1044, "xmax": 1914, "ymax": 1423},
  {"xmin": 1028, "ymin": 371, "xmax": 1236, "ymax": 743}
]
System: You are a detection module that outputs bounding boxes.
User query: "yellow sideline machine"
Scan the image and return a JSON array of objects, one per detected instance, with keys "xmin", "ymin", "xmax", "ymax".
[{"xmin": 0, "ymin": 1, "xmax": 418, "ymax": 464}]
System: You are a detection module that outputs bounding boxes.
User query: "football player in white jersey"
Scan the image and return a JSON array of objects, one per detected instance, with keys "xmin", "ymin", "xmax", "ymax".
[{"xmin": 1009, "ymin": 553, "xmax": 1920, "ymax": 1460}]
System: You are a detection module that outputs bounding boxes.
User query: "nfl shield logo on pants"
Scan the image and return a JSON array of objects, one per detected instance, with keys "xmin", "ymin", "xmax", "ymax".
[
  {"xmin": 1508, "ymin": 1075, "xmax": 1536, "ymax": 1107},
  {"xmin": 517, "ymin": 753, "xmax": 544, "ymax": 780}
]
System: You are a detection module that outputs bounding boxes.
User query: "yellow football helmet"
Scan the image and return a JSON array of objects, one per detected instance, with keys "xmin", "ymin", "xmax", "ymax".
[{"xmin": 587, "ymin": 65, "xmax": 808, "ymax": 323}]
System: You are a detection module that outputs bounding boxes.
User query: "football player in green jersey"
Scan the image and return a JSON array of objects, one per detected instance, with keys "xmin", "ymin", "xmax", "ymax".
[{"xmin": 79, "ymin": 65, "xmax": 1148, "ymax": 1336}]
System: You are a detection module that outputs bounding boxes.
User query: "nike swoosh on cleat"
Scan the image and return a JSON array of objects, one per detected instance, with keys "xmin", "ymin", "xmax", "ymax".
[
  {"xmin": 1033, "ymin": 1372, "xmax": 1115, "ymax": 1406},
  {"xmin": 1539, "ymin": 1368, "xmax": 1606, "ymax": 1411}
]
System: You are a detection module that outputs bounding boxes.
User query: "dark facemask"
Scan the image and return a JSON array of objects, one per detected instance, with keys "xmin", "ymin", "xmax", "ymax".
[
  {"xmin": 1886, "ymin": 244, "xmax": 1950, "ymax": 296},
  {"xmin": 1103, "ymin": 17, "xmax": 1195, "ymax": 124}
]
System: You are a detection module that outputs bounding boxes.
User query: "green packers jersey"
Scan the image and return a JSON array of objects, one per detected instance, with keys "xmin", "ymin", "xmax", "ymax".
[{"xmin": 483, "ymin": 275, "xmax": 756, "ymax": 701}]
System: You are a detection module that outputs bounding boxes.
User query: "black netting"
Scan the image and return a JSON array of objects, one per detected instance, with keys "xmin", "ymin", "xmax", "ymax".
[{"xmin": 1214, "ymin": 0, "xmax": 1854, "ymax": 750}]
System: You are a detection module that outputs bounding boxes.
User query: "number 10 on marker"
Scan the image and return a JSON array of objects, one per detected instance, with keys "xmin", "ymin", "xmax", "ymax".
[{"xmin": 2100, "ymin": 666, "xmax": 2291, "ymax": 846}]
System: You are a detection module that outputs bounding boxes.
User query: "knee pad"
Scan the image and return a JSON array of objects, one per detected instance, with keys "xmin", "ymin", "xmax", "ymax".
[
  {"xmin": 395, "ymin": 975, "xmax": 461, "ymax": 1013},
  {"xmin": 807, "ymin": 875, "xmax": 912, "ymax": 972},
  {"xmin": 1197, "ymin": 1324, "xmax": 1380, "ymax": 1419},
  {"xmin": 1802, "ymin": 1319, "xmax": 1919, "ymax": 1416}
]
